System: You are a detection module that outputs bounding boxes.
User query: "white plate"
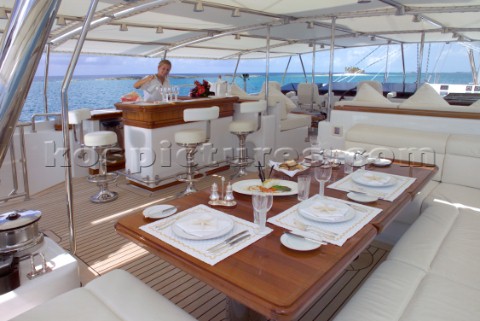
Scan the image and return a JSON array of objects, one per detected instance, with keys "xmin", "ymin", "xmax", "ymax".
[
  {"xmin": 143, "ymin": 205, "xmax": 177, "ymax": 219},
  {"xmin": 280, "ymin": 233, "xmax": 321, "ymax": 251},
  {"xmin": 298, "ymin": 197, "xmax": 355, "ymax": 223},
  {"xmin": 347, "ymin": 192, "xmax": 379, "ymax": 203},
  {"xmin": 232, "ymin": 179, "xmax": 298, "ymax": 196},
  {"xmin": 172, "ymin": 213, "xmax": 234, "ymax": 240},
  {"xmin": 351, "ymin": 171, "xmax": 396, "ymax": 187}
]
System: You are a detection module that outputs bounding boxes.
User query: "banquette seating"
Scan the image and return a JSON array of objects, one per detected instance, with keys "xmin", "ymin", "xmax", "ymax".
[
  {"xmin": 12, "ymin": 269, "xmax": 197, "ymax": 321},
  {"xmin": 334, "ymin": 123, "xmax": 480, "ymax": 321}
]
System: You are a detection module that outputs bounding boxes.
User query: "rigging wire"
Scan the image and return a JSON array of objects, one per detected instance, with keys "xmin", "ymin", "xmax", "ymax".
[{"xmin": 424, "ymin": 43, "xmax": 431, "ymax": 82}]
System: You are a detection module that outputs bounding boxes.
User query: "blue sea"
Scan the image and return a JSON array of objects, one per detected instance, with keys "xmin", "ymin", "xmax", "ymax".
[{"xmin": 20, "ymin": 72, "xmax": 476, "ymax": 122}]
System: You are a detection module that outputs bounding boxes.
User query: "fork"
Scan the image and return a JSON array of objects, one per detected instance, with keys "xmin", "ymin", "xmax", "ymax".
[{"xmin": 293, "ymin": 220, "xmax": 339, "ymax": 239}]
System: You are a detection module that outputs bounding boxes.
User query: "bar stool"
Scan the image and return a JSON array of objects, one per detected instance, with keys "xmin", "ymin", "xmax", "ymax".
[
  {"xmin": 175, "ymin": 106, "xmax": 220, "ymax": 196},
  {"xmin": 228, "ymin": 100, "xmax": 267, "ymax": 178},
  {"xmin": 68, "ymin": 109, "xmax": 119, "ymax": 203}
]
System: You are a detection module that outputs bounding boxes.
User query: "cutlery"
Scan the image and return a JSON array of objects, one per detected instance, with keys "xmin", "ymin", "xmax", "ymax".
[
  {"xmin": 207, "ymin": 230, "xmax": 249, "ymax": 252},
  {"xmin": 208, "ymin": 233, "xmax": 251, "ymax": 253},
  {"xmin": 348, "ymin": 189, "xmax": 385, "ymax": 200},
  {"xmin": 293, "ymin": 219, "xmax": 339, "ymax": 239},
  {"xmin": 285, "ymin": 231, "xmax": 326, "ymax": 245}
]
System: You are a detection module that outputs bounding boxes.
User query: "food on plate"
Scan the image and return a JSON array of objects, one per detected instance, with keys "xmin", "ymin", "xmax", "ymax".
[
  {"xmin": 278, "ymin": 160, "xmax": 304, "ymax": 171},
  {"xmin": 120, "ymin": 91, "xmax": 141, "ymax": 102},
  {"xmin": 247, "ymin": 179, "xmax": 292, "ymax": 193}
]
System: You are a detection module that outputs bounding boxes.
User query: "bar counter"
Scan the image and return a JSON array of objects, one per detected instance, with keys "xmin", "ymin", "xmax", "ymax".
[
  {"xmin": 114, "ymin": 96, "xmax": 239, "ymax": 190},
  {"xmin": 114, "ymin": 96, "xmax": 239, "ymax": 129}
]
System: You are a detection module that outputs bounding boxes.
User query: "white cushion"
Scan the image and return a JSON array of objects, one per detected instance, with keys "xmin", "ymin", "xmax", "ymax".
[
  {"xmin": 229, "ymin": 120, "xmax": 256, "ymax": 133},
  {"xmin": 237, "ymin": 100, "xmax": 267, "ymax": 113},
  {"xmin": 68, "ymin": 108, "xmax": 91, "ymax": 125},
  {"xmin": 175, "ymin": 129, "xmax": 206, "ymax": 144},
  {"xmin": 230, "ymin": 83, "xmax": 251, "ymax": 99},
  {"xmin": 262, "ymin": 86, "xmax": 297, "ymax": 112},
  {"xmin": 353, "ymin": 83, "xmax": 393, "ymax": 105},
  {"xmin": 12, "ymin": 270, "xmax": 197, "ymax": 321},
  {"xmin": 424, "ymin": 182, "xmax": 480, "ymax": 210},
  {"xmin": 357, "ymin": 81, "xmax": 383, "ymax": 94},
  {"xmin": 399, "ymin": 83, "xmax": 450, "ymax": 108},
  {"xmin": 84, "ymin": 131, "xmax": 117, "ymax": 147},
  {"xmin": 280, "ymin": 113, "xmax": 311, "ymax": 131},
  {"xmin": 184, "ymin": 106, "xmax": 219, "ymax": 122}
]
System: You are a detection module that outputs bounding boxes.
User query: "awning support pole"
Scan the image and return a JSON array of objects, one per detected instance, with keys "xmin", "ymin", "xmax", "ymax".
[
  {"xmin": 60, "ymin": 0, "xmax": 99, "ymax": 255},
  {"xmin": 232, "ymin": 54, "xmax": 241, "ymax": 84},
  {"xmin": 468, "ymin": 48, "xmax": 478, "ymax": 85},
  {"xmin": 43, "ymin": 43, "xmax": 51, "ymax": 119},
  {"xmin": 327, "ymin": 17, "xmax": 336, "ymax": 121},
  {"xmin": 265, "ymin": 24, "xmax": 270, "ymax": 102},
  {"xmin": 401, "ymin": 43, "xmax": 406, "ymax": 92},
  {"xmin": 416, "ymin": 32, "xmax": 425, "ymax": 88},
  {"xmin": 281, "ymin": 56, "xmax": 292, "ymax": 85},
  {"xmin": 299, "ymin": 54, "xmax": 307, "ymax": 83}
]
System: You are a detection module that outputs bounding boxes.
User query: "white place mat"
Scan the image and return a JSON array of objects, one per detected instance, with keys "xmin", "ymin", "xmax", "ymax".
[
  {"xmin": 328, "ymin": 169, "xmax": 416, "ymax": 202},
  {"xmin": 140, "ymin": 204, "xmax": 272, "ymax": 266},
  {"xmin": 267, "ymin": 196, "xmax": 382, "ymax": 246}
]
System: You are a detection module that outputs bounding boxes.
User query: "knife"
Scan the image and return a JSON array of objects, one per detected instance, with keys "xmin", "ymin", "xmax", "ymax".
[
  {"xmin": 285, "ymin": 231, "xmax": 326, "ymax": 245},
  {"xmin": 207, "ymin": 230, "xmax": 249, "ymax": 252}
]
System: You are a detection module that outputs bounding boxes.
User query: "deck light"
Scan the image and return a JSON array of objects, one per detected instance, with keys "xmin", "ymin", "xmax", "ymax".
[
  {"xmin": 307, "ymin": 21, "xmax": 314, "ymax": 29},
  {"xmin": 235, "ymin": 34, "xmax": 241, "ymax": 40},
  {"xmin": 57, "ymin": 16, "xmax": 66, "ymax": 26},
  {"xmin": 156, "ymin": 26, "xmax": 163, "ymax": 33},
  {"xmin": 120, "ymin": 24, "xmax": 128, "ymax": 31},
  {"xmin": 194, "ymin": 0, "xmax": 204, "ymax": 12},
  {"xmin": 232, "ymin": 8, "xmax": 241, "ymax": 17}
]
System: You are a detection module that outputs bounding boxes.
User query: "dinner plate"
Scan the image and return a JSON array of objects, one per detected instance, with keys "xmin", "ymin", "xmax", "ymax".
[
  {"xmin": 351, "ymin": 171, "xmax": 396, "ymax": 187},
  {"xmin": 143, "ymin": 204, "xmax": 177, "ymax": 219},
  {"xmin": 298, "ymin": 197, "xmax": 355, "ymax": 223},
  {"xmin": 171, "ymin": 212, "xmax": 234, "ymax": 240},
  {"xmin": 347, "ymin": 192, "xmax": 379, "ymax": 203},
  {"xmin": 372, "ymin": 158, "xmax": 392, "ymax": 167},
  {"xmin": 231, "ymin": 179, "xmax": 298, "ymax": 196},
  {"xmin": 280, "ymin": 233, "xmax": 321, "ymax": 251}
]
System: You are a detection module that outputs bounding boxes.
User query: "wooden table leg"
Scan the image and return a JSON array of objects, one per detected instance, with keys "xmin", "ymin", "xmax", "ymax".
[{"xmin": 226, "ymin": 297, "xmax": 268, "ymax": 321}]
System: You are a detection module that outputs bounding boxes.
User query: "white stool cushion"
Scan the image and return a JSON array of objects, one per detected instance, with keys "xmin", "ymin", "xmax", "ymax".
[
  {"xmin": 175, "ymin": 129, "xmax": 207, "ymax": 144},
  {"xmin": 68, "ymin": 108, "xmax": 91, "ymax": 125},
  {"xmin": 12, "ymin": 269, "xmax": 197, "ymax": 321},
  {"xmin": 84, "ymin": 131, "xmax": 117, "ymax": 147},
  {"xmin": 229, "ymin": 120, "xmax": 256, "ymax": 133},
  {"xmin": 184, "ymin": 106, "xmax": 219, "ymax": 122}
]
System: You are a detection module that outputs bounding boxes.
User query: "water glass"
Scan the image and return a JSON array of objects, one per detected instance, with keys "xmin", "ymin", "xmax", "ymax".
[
  {"xmin": 252, "ymin": 193, "xmax": 273, "ymax": 233},
  {"xmin": 297, "ymin": 175, "xmax": 311, "ymax": 201},
  {"xmin": 344, "ymin": 152, "xmax": 355, "ymax": 174},
  {"xmin": 314, "ymin": 163, "xmax": 332, "ymax": 197}
]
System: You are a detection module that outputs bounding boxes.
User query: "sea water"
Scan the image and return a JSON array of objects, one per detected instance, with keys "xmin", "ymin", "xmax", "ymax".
[{"xmin": 20, "ymin": 72, "xmax": 475, "ymax": 122}]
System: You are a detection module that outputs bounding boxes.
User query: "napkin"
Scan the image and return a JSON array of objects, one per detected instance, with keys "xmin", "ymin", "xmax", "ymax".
[
  {"xmin": 354, "ymin": 172, "xmax": 391, "ymax": 186},
  {"xmin": 302, "ymin": 200, "xmax": 349, "ymax": 220},
  {"xmin": 175, "ymin": 213, "xmax": 226, "ymax": 237}
]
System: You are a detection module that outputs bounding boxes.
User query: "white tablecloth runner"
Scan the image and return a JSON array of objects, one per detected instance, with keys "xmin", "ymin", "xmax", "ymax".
[
  {"xmin": 328, "ymin": 169, "xmax": 416, "ymax": 202},
  {"xmin": 140, "ymin": 204, "xmax": 272, "ymax": 266},
  {"xmin": 267, "ymin": 196, "xmax": 382, "ymax": 246}
]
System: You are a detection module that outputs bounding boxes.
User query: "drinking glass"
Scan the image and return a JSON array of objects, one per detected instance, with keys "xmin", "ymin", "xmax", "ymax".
[
  {"xmin": 309, "ymin": 134, "xmax": 322, "ymax": 162},
  {"xmin": 297, "ymin": 175, "xmax": 311, "ymax": 201},
  {"xmin": 173, "ymin": 86, "xmax": 179, "ymax": 101},
  {"xmin": 344, "ymin": 151, "xmax": 355, "ymax": 174},
  {"xmin": 252, "ymin": 193, "xmax": 273, "ymax": 233},
  {"xmin": 314, "ymin": 162, "xmax": 332, "ymax": 197}
]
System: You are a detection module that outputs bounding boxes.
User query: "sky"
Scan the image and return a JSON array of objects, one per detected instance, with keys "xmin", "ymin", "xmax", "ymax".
[{"xmin": 36, "ymin": 42, "xmax": 476, "ymax": 77}]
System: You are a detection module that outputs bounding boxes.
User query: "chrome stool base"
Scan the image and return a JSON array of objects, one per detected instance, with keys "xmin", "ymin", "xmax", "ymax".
[{"xmin": 87, "ymin": 172, "xmax": 118, "ymax": 203}]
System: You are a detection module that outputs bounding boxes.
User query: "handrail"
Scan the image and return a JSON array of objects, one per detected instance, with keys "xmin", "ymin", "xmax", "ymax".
[
  {"xmin": 31, "ymin": 113, "xmax": 61, "ymax": 133},
  {"xmin": 0, "ymin": 122, "xmax": 31, "ymax": 203}
]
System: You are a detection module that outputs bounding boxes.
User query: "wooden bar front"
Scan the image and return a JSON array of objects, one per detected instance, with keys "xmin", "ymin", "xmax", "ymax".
[{"xmin": 114, "ymin": 96, "xmax": 239, "ymax": 129}]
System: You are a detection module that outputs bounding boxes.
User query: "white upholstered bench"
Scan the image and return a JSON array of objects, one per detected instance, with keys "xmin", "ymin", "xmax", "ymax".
[{"xmin": 12, "ymin": 269, "xmax": 198, "ymax": 321}]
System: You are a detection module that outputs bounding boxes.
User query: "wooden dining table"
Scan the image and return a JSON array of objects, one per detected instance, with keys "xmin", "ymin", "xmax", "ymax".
[{"xmin": 115, "ymin": 162, "xmax": 437, "ymax": 321}]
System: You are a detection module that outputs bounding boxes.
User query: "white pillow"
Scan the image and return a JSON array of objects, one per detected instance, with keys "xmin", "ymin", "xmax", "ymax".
[
  {"xmin": 353, "ymin": 83, "xmax": 392, "ymax": 104},
  {"xmin": 230, "ymin": 83, "xmax": 250, "ymax": 98},
  {"xmin": 262, "ymin": 86, "xmax": 297, "ymax": 112},
  {"xmin": 400, "ymin": 83, "xmax": 450, "ymax": 108}
]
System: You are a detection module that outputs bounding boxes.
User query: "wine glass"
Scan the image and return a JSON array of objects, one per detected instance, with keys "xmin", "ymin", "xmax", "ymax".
[
  {"xmin": 173, "ymin": 86, "xmax": 179, "ymax": 101},
  {"xmin": 314, "ymin": 162, "xmax": 332, "ymax": 198},
  {"xmin": 252, "ymin": 193, "xmax": 273, "ymax": 233}
]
